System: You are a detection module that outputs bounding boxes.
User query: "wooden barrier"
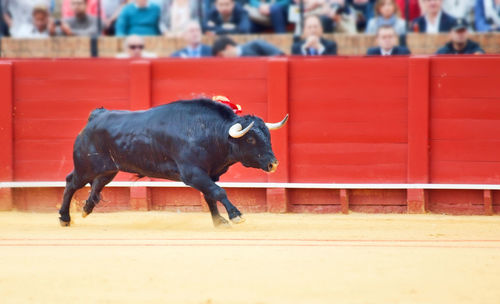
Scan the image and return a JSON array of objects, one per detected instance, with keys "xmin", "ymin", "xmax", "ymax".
[
  {"xmin": 1, "ymin": 57, "xmax": 500, "ymax": 215},
  {"xmin": 2, "ymin": 33, "xmax": 500, "ymax": 58}
]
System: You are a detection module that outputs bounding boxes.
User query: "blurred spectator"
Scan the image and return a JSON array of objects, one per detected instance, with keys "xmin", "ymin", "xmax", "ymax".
[
  {"xmin": 244, "ymin": 0, "xmax": 290, "ymax": 33},
  {"xmin": 116, "ymin": 34, "xmax": 158, "ymax": 58},
  {"xmin": 115, "ymin": 0, "xmax": 161, "ymax": 36},
  {"xmin": 103, "ymin": 0, "xmax": 128, "ymax": 35},
  {"xmin": 320, "ymin": 0, "xmax": 358, "ymax": 33},
  {"xmin": 13, "ymin": 5, "xmax": 57, "ymax": 38},
  {"xmin": 63, "ymin": 0, "xmax": 99, "ymax": 36},
  {"xmin": 366, "ymin": 24, "xmax": 411, "ymax": 55},
  {"xmin": 411, "ymin": 0, "xmax": 457, "ymax": 32},
  {"xmin": 212, "ymin": 35, "xmax": 284, "ymax": 56},
  {"xmin": 204, "ymin": 0, "xmax": 251, "ymax": 34},
  {"xmin": 62, "ymin": 0, "xmax": 99, "ymax": 18},
  {"xmin": 442, "ymin": 0, "xmax": 475, "ymax": 21},
  {"xmin": 349, "ymin": 0, "xmax": 375, "ymax": 32},
  {"xmin": 161, "ymin": 0, "xmax": 201, "ymax": 37},
  {"xmin": 2, "ymin": 0, "xmax": 54, "ymax": 37},
  {"xmin": 475, "ymin": 0, "xmax": 500, "ymax": 32},
  {"xmin": 395, "ymin": 0, "xmax": 420, "ymax": 21},
  {"xmin": 366, "ymin": 0, "xmax": 406, "ymax": 35},
  {"xmin": 171, "ymin": 20, "xmax": 212, "ymax": 57},
  {"xmin": 437, "ymin": 18, "xmax": 485, "ymax": 53},
  {"xmin": 291, "ymin": 15, "xmax": 337, "ymax": 55}
]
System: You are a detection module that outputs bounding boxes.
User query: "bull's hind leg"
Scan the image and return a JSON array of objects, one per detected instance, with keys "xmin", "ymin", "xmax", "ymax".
[
  {"xmin": 59, "ymin": 171, "xmax": 87, "ymax": 226},
  {"xmin": 82, "ymin": 172, "xmax": 118, "ymax": 218}
]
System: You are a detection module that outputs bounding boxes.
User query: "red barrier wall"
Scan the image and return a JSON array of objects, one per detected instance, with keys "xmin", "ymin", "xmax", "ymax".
[{"xmin": 1, "ymin": 57, "xmax": 500, "ymax": 215}]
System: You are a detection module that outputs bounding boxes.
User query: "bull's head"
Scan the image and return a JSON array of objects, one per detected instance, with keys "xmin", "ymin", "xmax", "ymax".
[{"xmin": 228, "ymin": 114, "xmax": 288, "ymax": 173}]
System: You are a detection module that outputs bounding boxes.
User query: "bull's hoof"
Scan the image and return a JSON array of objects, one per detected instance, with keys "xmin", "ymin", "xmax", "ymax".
[
  {"xmin": 59, "ymin": 219, "xmax": 71, "ymax": 227},
  {"xmin": 213, "ymin": 216, "xmax": 231, "ymax": 228},
  {"xmin": 230, "ymin": 216, "xmax": 246, "ymax": 224},
  {"xmin": 82, "ymin": 210, "xmax": 89, "ymax": 218}
]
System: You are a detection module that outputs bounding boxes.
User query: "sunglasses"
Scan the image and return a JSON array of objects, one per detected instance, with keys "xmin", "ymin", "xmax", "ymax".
[{"xmin": 128, "ymin": 44, "xmax": 144, "ymax": 50}]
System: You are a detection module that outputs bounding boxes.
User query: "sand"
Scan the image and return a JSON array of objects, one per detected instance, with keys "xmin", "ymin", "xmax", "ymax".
[{"xmin": 1, "ymin": 211, "xmax": 500, "ymax": 304}]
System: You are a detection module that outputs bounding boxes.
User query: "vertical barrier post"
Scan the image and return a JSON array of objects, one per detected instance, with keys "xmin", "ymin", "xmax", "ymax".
[
  {"xmin": 484, "ymin": 190, "xmax": 493, "ymax": 216},
  {"xmin": 129, "ymin": 61, "xmax": 152, "ymax": 211},
  {"xmin": 340, "ymin": 189, "xmax": 349, "ymax": 214},
  {"xmin": 0, "ymin": 62, "xmax": 13, "ymax": 210},
  {"xmin": 407, "ymin": 56, "xmax": 430, "ymax": 213},
  {"xmin": 266, "ymin": 58, "xmax": 289, "ymax": 213}
]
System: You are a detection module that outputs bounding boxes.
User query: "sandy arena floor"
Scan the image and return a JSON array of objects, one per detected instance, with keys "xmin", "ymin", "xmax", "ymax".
[{"xmin": 1, "ymin": 211, "xmax": 500, "ymax": 304}]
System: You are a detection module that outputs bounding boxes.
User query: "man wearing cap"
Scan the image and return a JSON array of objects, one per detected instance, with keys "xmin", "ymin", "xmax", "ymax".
[{"xmin": 436, "ymin": 18, "xmax": 485, "ymax": 54}]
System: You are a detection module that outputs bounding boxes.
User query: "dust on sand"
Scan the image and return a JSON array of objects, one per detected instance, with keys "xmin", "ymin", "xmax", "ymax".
[{"xmin": 1, "ymin": 211, "xmax": 500, "ymax": 304}]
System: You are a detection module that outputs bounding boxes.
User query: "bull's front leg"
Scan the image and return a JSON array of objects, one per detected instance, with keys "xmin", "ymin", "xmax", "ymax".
[{"xmin": 180, "ymin": 167, "xmax": 245, "ymax": 225}]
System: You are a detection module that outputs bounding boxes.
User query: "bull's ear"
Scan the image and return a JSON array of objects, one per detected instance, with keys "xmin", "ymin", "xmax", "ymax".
[
  {"xmin": 228, "ymin": 121, "xmax": 254, "ymax": 138},
  {"xmin": 265, "ymin": 114, "xmax": 289, "ymax": 130}
]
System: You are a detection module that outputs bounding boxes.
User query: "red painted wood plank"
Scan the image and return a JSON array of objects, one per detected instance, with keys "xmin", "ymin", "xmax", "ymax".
[
  {"xmin": 289, "ymin": 98, "xmax": 407, "ymax": 122},
  {"xmin": 431, "ymin": 98, "xmax": 500, "ymax": 120},
  {"xmin": 349, "ymin": 189, "xmax": 407, "ymax": 206},
  {"xmin": 15, "ymin": 119, "xmax": 85, "ymax": 140},
  {"xmin": 289, "ymin": 57, "xmax": 408, "ymax": 78},
  {"xmin": 431, "ymin": 57, "xmax": 500, "ymax": 77},
  {"xmin": 290, "ymin": 121, "xmax": 408, "ymax": 143},
  {"xmin": 431, "ymin": 140, "xmax": 500, "ymax": 162},
  {"xmin": 15, "ymin": 140, "xmax": 73, "ymax": 161},
  {"xmin": 289, "ymin": 189, "xmax": 340, "ymax": 205},
  {"xmin": 0, "ymin": 62, "xmax": 13, "ymax": 210},
  {"xmin": 430, "ymin": 161, "xmax": 500, "ymax": 183},
  {"xmin": 218, "ymin": 163, "xmax": 268, "ymax": 182},
  {"xmin": 290, "ymin": 77, "xmax": 408, "ymax": 100},
  {"xmin": 431, "ymin": 119, "xmax": 500, "ymax": 140},
  {"xmin": 14, "ymin": 160, "xmax": 73, "ymax": 180},
  {"xmin": 152, "ymin": 59, "xmax": 268, "ymax": 79},
  {"xmin": 290, "ymin": 163, "xmax": 407, "ymax": 183},
  {"xmin": 431, "ymin": 76, "xmax": 500, "ymax": 99},
  {"xmin": 14, "ymin": 100, "xmax": 128, "ymax": 119},
  {"xmin": 290, "ymin": 143, "xmax": 407, "ymax": 166}
]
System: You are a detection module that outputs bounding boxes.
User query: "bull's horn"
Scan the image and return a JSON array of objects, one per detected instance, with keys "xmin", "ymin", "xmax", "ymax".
[
  {"xmin": 266, "ymin": 114, "xmax": 289, "ymax": 130},
  {"xmin": 228, "ymin": 121, "xmax": 254, "ymax": 138}
]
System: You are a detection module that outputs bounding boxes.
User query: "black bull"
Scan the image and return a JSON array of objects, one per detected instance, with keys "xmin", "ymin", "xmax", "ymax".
[{"xmin": 59, "ymin": 98, "xmax": 288, "ymax": 227}]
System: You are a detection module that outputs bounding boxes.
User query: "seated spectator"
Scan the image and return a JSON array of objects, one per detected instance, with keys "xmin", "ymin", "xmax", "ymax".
[
  {"xmin": 62, "ymin": 0, "xmax": 99, "ymax": 36},
  {"xmin": 244, "ymin": 0, "xmax": 290, "ymax": 33},
  {"xmin": 115, "ymin": 0, "xmax": 161, "ymax": 36},
  {"xmin": 14, "ymin": 4, "xmax": 58, "ymax": 38},
  {"xmin": 2, "ymin": 0, "xmax": 53, "ymax": 37},
  {"xmin": 442, "ymin": 0, "xmax": 475, "ymax": 21},
  {"xmin": 366, "ymin": 24, "xmax": 411, "ymax": 55},
  {"xmin": 204, "ymin": 0, "xmax": 251, "ymax": 34},
  {"xmin": 436, "ymin": 18, "xmax": 485, "ymax": 53},
  {"xmin": 411, "ymin": 0, "xmax": 456, "ymax": 33},
  {"xmin": 292, "ymin": 14, "xmax": 337, "ymax": 55},
  {"xmin": 62, "ymin": 0, "xmax": 99, "ymax": 18},
  {"xmin": 116, "ymin": 34, "xmax": 158, "ymax": 58},
  {"xmin": 475, "ymin": 0, "xmax": 500, "ymax": 32},
  {"xmin": 319, "ymin": 0, "xmax": 358, "ymax": 33},
  {"xmin": 395, "ymin": 0, "xmax": 420, "ymax": 21},
  {"xmin": 366, "ymin": 0, "xmax": 406, "ymax": 35},
  {"xmin": 161, "ymin": 0, "xmax": 201, "ymax": 37},
  {"xmin": 349, "ymin": 0, "xmax": 375, "ymax": 32},
  {"xmin": 212, "ymin": 35, "xmax": 284, "ymax": 57},
  {"xmin": 103, "ymin": 0, "xmax": 128, "ymax": 35},
  {"xmin": 171, "ymin": 21, "xmax": 212, "ymax": 57}
]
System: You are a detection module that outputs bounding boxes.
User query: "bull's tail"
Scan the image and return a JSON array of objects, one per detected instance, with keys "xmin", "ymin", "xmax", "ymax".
[{"xmin": 87, "ymin": 107, "xmax": 107, "ymax": 122}]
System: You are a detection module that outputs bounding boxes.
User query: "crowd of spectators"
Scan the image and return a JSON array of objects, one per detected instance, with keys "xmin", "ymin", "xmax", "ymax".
[{"xmin": 0, "ymin": 0, "xmax": 495, "ymax": 55}]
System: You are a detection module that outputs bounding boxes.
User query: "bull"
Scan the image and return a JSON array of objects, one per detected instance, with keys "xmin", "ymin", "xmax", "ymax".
[{"xmin": 58, "ymin": 98, "xmax": 288, "ymax": 227}]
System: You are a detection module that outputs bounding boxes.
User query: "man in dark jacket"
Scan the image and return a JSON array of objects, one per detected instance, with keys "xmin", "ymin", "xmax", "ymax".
[
  {"xmin": 204, "ymin": 0, "xmax": 251, "ymax": 34},
  {"xmin": 291, "ymin": 15, "xmax": 337, "ymax": 56},
  {"xmin": 366, "ymin": 25, "xmax": 411, "ymax": 55},
  {"xmin": 212, "ymin": 35, "xmax": 284, "ymax": 57},
  {"xmin": 436, "ymin": 18, "xmax": 485, "ymax": 54}
]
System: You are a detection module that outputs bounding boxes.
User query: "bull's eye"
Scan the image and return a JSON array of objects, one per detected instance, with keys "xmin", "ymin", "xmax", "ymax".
[{"xmin": 246, "ymin": 137, "xmax": 256, "ymax": 145}]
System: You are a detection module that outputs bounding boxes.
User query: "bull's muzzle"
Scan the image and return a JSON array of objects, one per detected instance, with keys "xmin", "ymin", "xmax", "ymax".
[{"xmin": 268, "ymin": 160, "xmax": 279, "ymax": 173}]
